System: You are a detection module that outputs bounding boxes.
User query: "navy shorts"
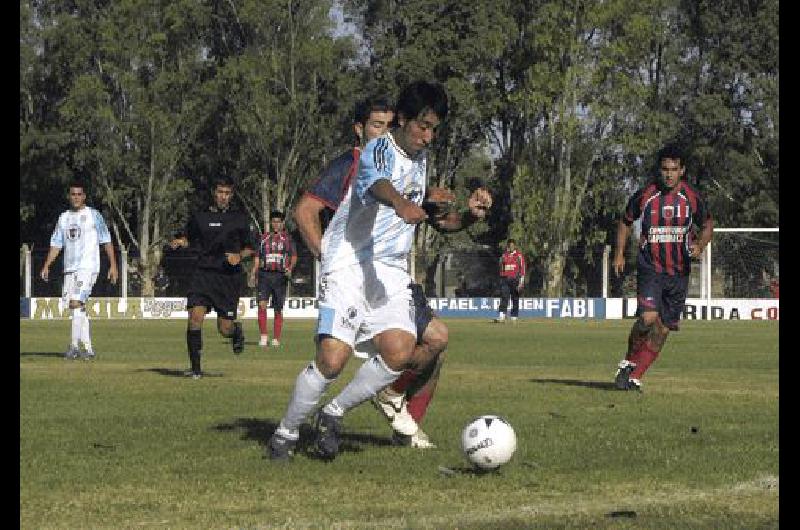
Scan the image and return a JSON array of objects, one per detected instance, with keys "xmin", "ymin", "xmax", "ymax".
[
  {"xmin": 257, "ymin": 270, "xmax": 288, "ymax": 310},
  {"xmin": 409, "ymin": 282, "xmax": 435, "ymax": 345},
  {"xmin": 636, "ymin": 269, "xmax": 689, "ymax": 330},
  {"xmin": 186, "ymin": 268, "xmax": 242, "ymax": 320}
]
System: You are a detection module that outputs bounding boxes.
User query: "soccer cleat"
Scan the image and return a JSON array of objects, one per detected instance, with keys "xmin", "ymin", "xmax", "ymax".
[
  {"xmin": 271, "ymin": 338, "xmax": 281, "ymax": 347},
  {"xmin": 614, "ymin": 359, "xmax": 636, "ymax": 390},
  {"xmin": 314, "ymin": 409, "xmax": 343, "ymax": 460},
  {"xmin": 268, "ymin": 431, "xmax": 297, "ymax": 461},
  {"xmin": 493, "ymin": 313, "xmax": 506, "ymax": 323},
  {"xmin": 184, "ymin": 369, "xmax": 202, "ymax": 379},
  {"xmin": 392, "ymin": 428, "xmax": 436, "ymax": 449},
  {"xmin": 259, "ymin": 335, "xmax": 269, "ymax": 347},
  {"xmin": 627, "ymin": 378, "xmax": 642, "ymax": 392},
  {"xmin": 65, "ymin": 346, "xmax": 80, "ymax": 359},
  {"xmin": 510, "ymin": 316, "xmax": 518, "ymax": 324},
  {"xmin": 231, "ymin": 322, "xmax": 245, "ymax": 354},
  {"xmin": 81, "ymin": 350, "xmax": 96, "ymax": 360},
  {"xmin": 371, "ymin": 388, "xmax": 419, "ymax": 436}
]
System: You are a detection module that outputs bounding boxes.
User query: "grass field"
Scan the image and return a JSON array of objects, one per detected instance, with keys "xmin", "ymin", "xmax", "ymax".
[{"xmin": 20, "ymin": 318, "xmax": 778, "ymax": 529}]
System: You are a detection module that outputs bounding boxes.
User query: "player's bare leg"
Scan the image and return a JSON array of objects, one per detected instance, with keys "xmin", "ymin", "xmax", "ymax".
[{"xmin": 374, "ymin": 318, "xmax": 448, "ymax": 448}]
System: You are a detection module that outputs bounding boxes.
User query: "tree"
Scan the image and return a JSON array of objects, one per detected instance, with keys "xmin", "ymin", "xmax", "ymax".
[
  {"xmin": 59, "ymin": 0, "xmax": 210, "ymax": 295},
  {"xmin": 203, "ymin": 0, "xmax": 359, "ymax": 232}
]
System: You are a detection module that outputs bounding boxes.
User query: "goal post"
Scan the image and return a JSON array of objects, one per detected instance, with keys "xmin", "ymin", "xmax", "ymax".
[{"xmin": 702, "ymin": 228, "xmax": 779, "ymax": 320}]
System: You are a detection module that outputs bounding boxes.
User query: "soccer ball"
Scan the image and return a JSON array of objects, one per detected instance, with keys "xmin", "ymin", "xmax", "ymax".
[{"xmin": 461, "ymin": 415, "xmax": 517, "ymax": 470}]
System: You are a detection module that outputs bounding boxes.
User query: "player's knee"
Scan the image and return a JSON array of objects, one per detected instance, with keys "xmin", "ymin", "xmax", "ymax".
[
  {"xmin": 638, "ymin": 312, "xmax": 659, "ymax": 327},
  {"xmin": 374, "ymin": 332, "xmax": 416, "ymax": 369},
  {"xmin": 422, "ymin": 320, "xmax": 448, "ymax": 356},
  {"xmin": 315, "ymin": 338, "xmax": 350, "ymax": 377}
]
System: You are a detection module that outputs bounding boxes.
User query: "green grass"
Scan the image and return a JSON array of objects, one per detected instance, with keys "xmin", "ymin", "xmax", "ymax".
[{"xmin": 20, "ymin": 318, "xmax": 778, "ymax": 529}]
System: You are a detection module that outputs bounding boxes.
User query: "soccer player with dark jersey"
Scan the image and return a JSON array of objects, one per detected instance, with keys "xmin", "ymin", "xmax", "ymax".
[
  {"xmin": 170, "ymin": 177, "xmax": 255, "ymax": 379},
  {"xmin": 613, "ymin": 144, "xmax": 713, "ymax": 391},
  {"xmin": 494, "ymin": 239, "xmax": 526, "ymax": 323},
  {"xmin": 249, "ymin": 210, "xmax": 297, "ymax": 347},
  {"xmin": 289, "ymin": 96, "xmax": 492, "ymax": 451}
]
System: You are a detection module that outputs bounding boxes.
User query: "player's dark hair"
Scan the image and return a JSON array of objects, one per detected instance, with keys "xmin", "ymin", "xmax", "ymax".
[
  {"xmin": 270, "ymin": 210, "xmax": 285, "ymax": 220},
  {"xmin": 353, "ymin": 96, "xmax": 393, "ymax": 126},
  {"xmin": 657, "ymin": 143, "xmax": 685, "ymax": 166},
  {"xmin": 394, "ymin": 81, "xmax": 448, "ymax": 124},
  {"xmin": 507, "ymin": 239, "xmax": 517, "ymax": 245},
  {"xmin": 212, "ymin": 175, "xmax": 235, "ymax": 189},
  {"xmin": 67, "ymin": 179, "xmax": 87, "ymax": 193}
]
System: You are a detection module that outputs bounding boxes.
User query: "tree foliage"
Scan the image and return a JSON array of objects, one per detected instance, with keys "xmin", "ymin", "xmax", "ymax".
[{"xmin": 20, "ymin": 0, "xmax": 778, "ymax": 296}]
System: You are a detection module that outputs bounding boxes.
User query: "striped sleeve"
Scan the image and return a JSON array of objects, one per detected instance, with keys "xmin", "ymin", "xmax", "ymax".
[
  {"xmin": 93, "ymin": 209, "xmax": 112, "ymax": 244},
  {"xmin": 355, "ymin": 137, "xmax": 395, "ymax": 203},
  {"xmin": 49, "ymin": 213, "xmax": 65, "ymax": 248}
]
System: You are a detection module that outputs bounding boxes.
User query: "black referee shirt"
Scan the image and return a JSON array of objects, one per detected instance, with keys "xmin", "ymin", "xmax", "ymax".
[{"xmin": 183, "ymin": 206, "xmax": 255, "ymax": 272}]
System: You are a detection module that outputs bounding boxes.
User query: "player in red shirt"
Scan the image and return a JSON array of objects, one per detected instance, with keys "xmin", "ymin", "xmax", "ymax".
[
  {"xmin": 495, "ymin": 239, "xmax": 526, "ymax": 323},
  {"xmin": 613, "ymin": 144, "xmax": 713, "ymax": 391},
  {"xmin": 250, "ymin": 211, "xmax": 298, "ymax": 347}
]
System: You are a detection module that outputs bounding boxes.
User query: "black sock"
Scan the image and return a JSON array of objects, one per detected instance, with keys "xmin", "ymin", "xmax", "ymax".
[{"xmin": 187, "ymin": 329, "xmax": 202, "ymax": 372}]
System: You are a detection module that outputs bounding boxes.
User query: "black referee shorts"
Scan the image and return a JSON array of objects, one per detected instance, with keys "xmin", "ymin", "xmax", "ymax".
[{"xmin": 186, "ymin": 268, "xmax": 243, "ymax": 320}]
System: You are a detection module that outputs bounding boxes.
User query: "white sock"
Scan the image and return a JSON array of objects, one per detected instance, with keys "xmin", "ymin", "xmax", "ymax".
[
  {"xmin": 70, "ymin": 308, "xmax": 82, "ymax": 348},
  {"xmin": 280, "ymin": 362, "xmax": 336, "ymax": 433},
  {"xmin": 325, "ymin": 355, "xmax": 402, "ymax": 415},
  {"xmin": 80, "ymin": 309, "xmax": 92, "ymax": 351}
]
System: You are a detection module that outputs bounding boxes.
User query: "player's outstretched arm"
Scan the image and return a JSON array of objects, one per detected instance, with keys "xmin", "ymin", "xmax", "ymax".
[
  {"xmin": 294, "ymin": 194, "xmax": 327, "ymax": 258},
  {"xmin": 429, "ymin": 188, "xmax": 492, "ymax": 232}
]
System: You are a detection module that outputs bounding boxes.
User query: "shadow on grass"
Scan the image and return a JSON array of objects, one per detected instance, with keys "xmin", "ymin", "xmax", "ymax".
[
  {"xmin": 20, "ymin": 351, "xmax": 66, "ymax": 358},
  {"xmin": 136, "ymin": 368, "xmax": 225, "ymax": 378},
  {"xmin": 529, "ymin": 378, "xmax": 618, "ymax": 391},
  {"xmin": 213, "ymin": 417, "xmax": 394, "ymax": 459},
  {"xmin": 437, "ymin": 464, "xmax": 514, "ymax": 477}
]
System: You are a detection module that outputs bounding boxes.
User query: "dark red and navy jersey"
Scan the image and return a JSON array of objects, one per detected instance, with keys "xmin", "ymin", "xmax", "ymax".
[
  {"xmin": 500, "ymin": 249, "xmax": 526, "ymax": 280},
  {"xmin": 623, "ymin": 180, "xmax": 711, "ymax": 276},
  {"xmin": 303, "ymin": 148, "xmax": 360, "ymax": 224},
  {"xmin": 257, "ymin": 230, "xmax": 297, "ymax": 273}
]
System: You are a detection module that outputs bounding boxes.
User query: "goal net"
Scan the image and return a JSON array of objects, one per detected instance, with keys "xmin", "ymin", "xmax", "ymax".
[{"xmin": 708, "ymin": 228, "xmax": 779, "ymax": 298}]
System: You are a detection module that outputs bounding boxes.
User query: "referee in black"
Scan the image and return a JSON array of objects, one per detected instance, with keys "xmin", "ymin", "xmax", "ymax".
[{"xmin": 170, "ymin": 176, "xmax": 255, "ymax": 378}]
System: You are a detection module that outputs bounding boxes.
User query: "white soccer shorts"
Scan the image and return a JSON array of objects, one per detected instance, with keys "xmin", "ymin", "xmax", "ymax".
[
  {"xmin": 316, "ymin": 261, "xmax": 416, "ymax": 358},
  {"xmin": 62, "ymin": 270, "xmax": 98, "ymax": 304}
]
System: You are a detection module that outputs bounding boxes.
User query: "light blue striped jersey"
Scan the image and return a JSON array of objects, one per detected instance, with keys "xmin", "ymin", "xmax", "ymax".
[
  {"xmin": 320, "ymin": 132, "xmax": 427, "ymax": 273},
  {"xmin": 49, "ymin": 206, "xmax": 112, "ymax": 274}
]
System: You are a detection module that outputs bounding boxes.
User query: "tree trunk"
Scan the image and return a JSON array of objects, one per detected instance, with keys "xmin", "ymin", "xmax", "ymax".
[
  {"xmin": 140, "ymin": 246, "xmax": 162, "ymax": 297},
  {"xmin": 543, "ymin": 243, "xmax": 568, "ymax": 297}
]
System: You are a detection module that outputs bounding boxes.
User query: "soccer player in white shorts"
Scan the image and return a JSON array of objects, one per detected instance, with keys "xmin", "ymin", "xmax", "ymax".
[
  {"xmin": 269, "ymin": 81, "xmax": 450, "ymax": 461},
  {"xmin": 40, "ymin": 181, "xmax": 119, "ymax": 359}
]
